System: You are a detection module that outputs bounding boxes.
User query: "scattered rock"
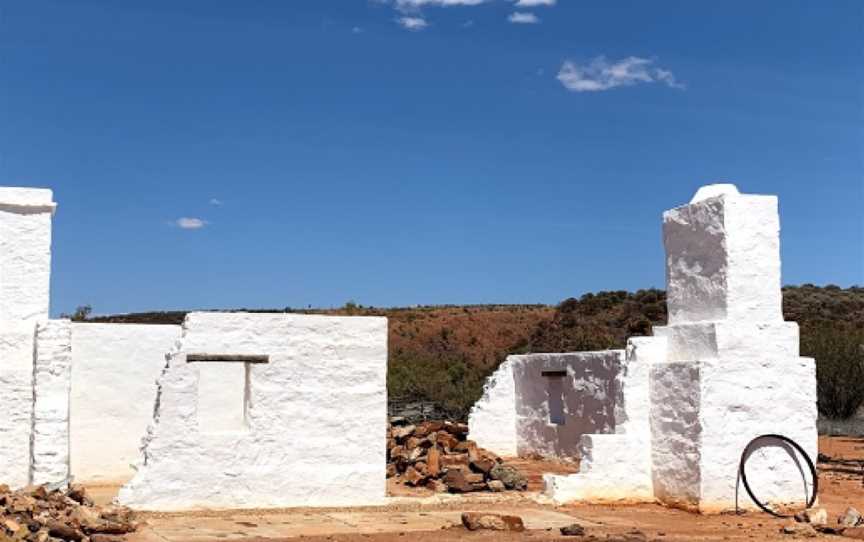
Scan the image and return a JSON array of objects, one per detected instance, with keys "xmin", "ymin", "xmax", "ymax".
[
  {"xmin": 814, "ymin": 524, "xmax": 845, "ymax": 536},
  {"xmin": 487, "ymin": 480, "xmax": 505, "ymax": 492},
  {"xmin": 560, "ymin": 523, "xmax": 586, "ymax": 536},
  {"xmin": 460, "ymin": 512, "xmax": 524, "ymax": 532},
  {"xmin": 442, "ymin": 469, "xmax": 485, "ymax": 493},
  {"xmin": 795, "ymin": 507, "xmax": 827, "ymax": 526},
  {"xmin": 387, "ymin": 419, "xmax": 526, "ymax": 494},
  {"xmin": 391, "ymin": 425, "xmax": 416, "ymax": 441},
  {"xmin": 781, "ymin": 523, "xmax": 817, "ymax": 538},
  {"xmin": 840, "ymin": 508, "xmax": 864, "ymax": 528},
  {"xmin": 489, "ymin": 464, "xmax": 528, "ymax": 491},
  {"xmin": 0, "ymin": 484, "xmax": 137, "ymax": 542}
]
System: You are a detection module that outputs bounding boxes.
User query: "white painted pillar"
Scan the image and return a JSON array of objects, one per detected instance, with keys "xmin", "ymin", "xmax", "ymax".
[
  {"xmin": 650, "ymin": 184, "xmax": 817, "ymax": 512},
  {"xmin": 0, "ymin": 187, "xmax": 56, "ymax": 321},
  {"xmin": 31, "ymin": 319, "xmax": 72, "ymax": 485}
]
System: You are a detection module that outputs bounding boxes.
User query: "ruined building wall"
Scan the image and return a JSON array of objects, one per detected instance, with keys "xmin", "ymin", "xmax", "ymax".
[
  {"xmin": 118, "ymin": 312, "xmax": 389, "ymax": 511},
  {"xmin": 69, "ymin": 323, "xmax": 182, "ymax": 484},
  {"xmin": 651, "ymin": 185, "xmax": 817, "ymax": 512},
  {"xmin": 0, "ymin": 188, "xmax": 64, "ymax": 488}
]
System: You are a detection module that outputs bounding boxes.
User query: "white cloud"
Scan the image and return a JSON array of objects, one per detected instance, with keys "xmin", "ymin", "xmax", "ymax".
[
  {"xmin": 209, "ymin": 198, "xmax": 223, "ymax": 206},
  {"xmin": 556, "ymin": 56, "xmax": 686, "ymax": 92},
  {"xmin": 176, "ymin": 217, "xmax": 207, "ymax": 230},
  {"xmin": 394, "ymin": 0, "xmax": 487, "ymax": 11},
  {"xmin": 352, "ymin": 26, "xmax": 364, "ymax": 34},
  {"xmin": 397, "ymin": 16, "xmax": 429, "ymax": 30},
  {"xmin": 514, "ymin": 0, "xmax": 555, "ymax": 6},
  {"xmin": 508, "ymin": 11, "xmax": 539, "ymax": 23}
]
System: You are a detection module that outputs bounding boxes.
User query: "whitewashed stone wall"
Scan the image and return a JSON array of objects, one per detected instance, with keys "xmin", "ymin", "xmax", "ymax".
[
  {"xmin": 0, "ymin": 187, "xmax": 55, "ymax": 322},
  {"xmin": 470, "ymin": 183, "xmax": 817, "ymax": 513},
  {"xmin": 31, "ymin": 320, "xmax": 73, "ymax": 485},
  {"xmin": 0, "ymin": 321, "xmax": 38, "ymax": 487},
  {"xmin": 467, "ymin": 358, "xmax": 517, "ymax": 456},
  {"xmin": 512, "ymin": 351, "xmax": 624, "ymax": 459},
  {"xmin": 118, "ymin": 312, "xmax": 388, "ymax": 511},
  {"xmin": 544, "ymin": 336, "xmax": 665, "ymax": 503},
  {"xmin": 0, "ymin": 187, "xmax": 62, "ymax": 488},
  {"xmin": 650, "ymin": 185, "xmax": 817, "ymax": 512},
  {"xmin": 70, "ymin": 323, "xmax": 182, "ymax": 484},
  {"xmin": 469, "ymin": 343, "xmax": 659, "ymax": 497}
]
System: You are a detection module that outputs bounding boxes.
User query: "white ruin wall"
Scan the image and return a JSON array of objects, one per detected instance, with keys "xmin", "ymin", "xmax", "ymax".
[
  {"xmin": 70, "ymin": 323, "xmax": 182, "ymax": 484},
  {"xmin": 0, "ymin": 321, "xmax": 38, "ymax": 487},
  {"xmin": 467, "ymin": 358, "xmax": 517, "ymax": 456},
  {"xmin": 0, "ymin": 188, "xmax": 55, "ymax": 321},
  {"xmin": 469, "ymin": 183, "xmax": 818, "ymax": 512},
  {"xmin": 0, "ymin": 187, "xmax": 67, "ymax": 488},
  {"xmin": 541, "ymin": 337, "xmax": 664, "ymax": 503},
  {"xmin": 512, "ymin": 351, "xmax": 624, "ymax": 459},
  {"xmin": 31, "ymin": 320, "xmax": 73, "ymax": 485},
  {"xmin": 650, "ymin": 185, "xmax": 817, "ymax": 512},
  {"xmin": 118, "ymin": 312, "xmax": 388, "ymax": 511}
]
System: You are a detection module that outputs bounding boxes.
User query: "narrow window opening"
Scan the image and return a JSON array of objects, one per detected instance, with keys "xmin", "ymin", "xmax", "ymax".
[{"xmin": 544, "ymin": 370, "xmax": 566, "ymax": 426}]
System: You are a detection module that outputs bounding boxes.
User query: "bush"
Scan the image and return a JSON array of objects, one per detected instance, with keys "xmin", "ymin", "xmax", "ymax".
[{"xmin": 801, "ymin": 325, "xmax": 864, "ymax": 419}]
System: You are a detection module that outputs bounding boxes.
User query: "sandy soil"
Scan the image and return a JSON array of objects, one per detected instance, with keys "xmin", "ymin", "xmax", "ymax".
[{"xmin": 115, "ymin": 436, "xmax": 863, "ymax": 542}]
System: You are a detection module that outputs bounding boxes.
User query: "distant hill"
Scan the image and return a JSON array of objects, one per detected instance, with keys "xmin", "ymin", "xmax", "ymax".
[{"xmin": 86, "ymin": 284, "xmax": 864, "ymax": 420}]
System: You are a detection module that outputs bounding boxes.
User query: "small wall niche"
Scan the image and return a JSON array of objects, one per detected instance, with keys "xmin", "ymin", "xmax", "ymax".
[
  {"xmin": 194, "ymin": 361, "xmax": 251, "ymax": 433},
  {"xmin": 544, "ymin": 370, "xmax": 567, "ymax": 426}
]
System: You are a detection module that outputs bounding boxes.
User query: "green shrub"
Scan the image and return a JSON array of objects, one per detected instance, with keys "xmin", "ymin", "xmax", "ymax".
[{"xmin": 801, "ymin": 325, "xmax": 864, "ymax": 419}]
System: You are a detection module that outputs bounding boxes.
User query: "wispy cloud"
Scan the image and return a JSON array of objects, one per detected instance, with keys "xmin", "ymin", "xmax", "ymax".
[
  {"xmin": 397, "ymin": 16, "xmax": 429, "ymax": 30},
  {"xmin": 352, "ymin": 26, "xmax": 364, "ymax": 34},
  {"xmin": 209, "ymin": 198, "xmax": 223, "ymax": 206},
  {"xmin": 508, "ymin": 11, "xmax": 539, "ymax": 24},
  {"xmin": 176, "ymin": 217, "xmax": 207, "ymax": 230},
  {"xmin": 514, "ymin": 0, "xmax": 555, "ymax": 6},
  {"xmin": 394, "ymin": 0, "xmax": 487, "ymax": 11},
  {"xmin": 557, "ymin": 56, "xmax": 686, "ymax": 92}
]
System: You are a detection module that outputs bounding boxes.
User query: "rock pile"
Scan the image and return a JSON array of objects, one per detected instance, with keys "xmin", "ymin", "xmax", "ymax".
[
  {"xmin": 0, "ymin": 484, "xmax": 137, "ymax": 542},
  {"xmin": 387, "ymin": 418, "xmax": 527, "ymax": 493}
]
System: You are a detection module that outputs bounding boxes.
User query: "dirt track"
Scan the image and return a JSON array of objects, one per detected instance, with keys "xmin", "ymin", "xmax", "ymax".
[{"xmin": 114, "ymin": 436, "xmax": 863, "ymax": 542}]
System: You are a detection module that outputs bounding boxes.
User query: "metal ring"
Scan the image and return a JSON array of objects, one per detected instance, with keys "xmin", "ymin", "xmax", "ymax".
[{"xmin": 737, "ymin": 433, "xmax": 818, "ymax": 517}]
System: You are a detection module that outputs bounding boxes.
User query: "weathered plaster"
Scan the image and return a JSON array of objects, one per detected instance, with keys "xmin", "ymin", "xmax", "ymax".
[
  {"xmin": 651, "ymin": 186, "xmax": 817, "ymax": 512},
  {"xmin": 0, "ymin": 320, "xmax": 37, "ymax": 487},
  {"xmin": 467, "ymin": 358, "xmax": 517, "ymax": 456},
  {"xmin": 543, "ymin": 337, "xmax": 664, "ymax": 503},
  {"xmin": 31, "ymin": 319, "xmax": 72, "ymax": 486},
  {"xmin": 70, "ymin": 323, "xmax": 182, "ymax": 484},
  {"xmin": 0, "ymin": 188, "xmax": 55, "ymax": 322},
  {"xmin": 512, "ymin": 351, "xmax": 623, "ymax": 460},
  {"xmin": 118, "ymin": 312, "xmax": 388, "ymax": 510},
  {"xmin": 472, "ymin": 184, "xmax": 818, "ymax": 513}
]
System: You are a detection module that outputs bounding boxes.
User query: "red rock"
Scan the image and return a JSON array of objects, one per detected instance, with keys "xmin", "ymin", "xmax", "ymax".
[
  {"xmin": 461, "ymin": 513, "xmax": 524, "ymax": 532},
  {"xmin": 403, "ymin": 466, "xmax": 426, "ymax": 486},
  {"xmin": 436, "ymin": 432, "xmax": 459, "ymax": 450},
  {"xmin": 426, "ymin": 448, "xmax": 441, "ymax": 477},
  {"xmin": 414, "ymin": 421, "xmax": 444, "ymax": 438},
  {"xmin": 443, "ymin": 468, "xmax": 484, "ymax": 493},
  {"xmin": 440, "ymin": 453, "xmax": 469, "ymax": 468},
  {"xmin": 470, "ymin": 457, "xmax": 496, "ymax": 474}
]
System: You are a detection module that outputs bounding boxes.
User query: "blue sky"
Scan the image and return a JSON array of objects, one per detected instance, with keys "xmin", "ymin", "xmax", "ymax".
[{"xmin": 1, "ymin": 1, "xmax": 862, "ymax": 316}]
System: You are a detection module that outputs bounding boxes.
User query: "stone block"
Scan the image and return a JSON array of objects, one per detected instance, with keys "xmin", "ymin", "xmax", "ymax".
[{"xmin": 663, "ymin": 187, "xmax": 782, "ymax": 326}]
